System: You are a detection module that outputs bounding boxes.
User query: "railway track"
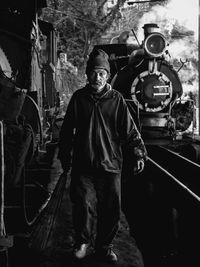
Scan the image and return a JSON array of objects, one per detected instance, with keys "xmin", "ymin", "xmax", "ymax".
[
  {"xmin": 118, "ymin": 143, "xmax": 200, "ymax": 266},
  {"xmin": 146, "ymin": 144, "xmax": 200, "ymax": 202},
  {"xmin": 141, "ymin": 144, "xmax": 200, "ymax": 266}
]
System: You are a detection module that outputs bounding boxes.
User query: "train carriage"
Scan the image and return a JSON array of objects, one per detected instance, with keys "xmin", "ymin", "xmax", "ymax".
[{"xmin": 0, "ymin": 0, "xmax": 61, "ymax": 247}]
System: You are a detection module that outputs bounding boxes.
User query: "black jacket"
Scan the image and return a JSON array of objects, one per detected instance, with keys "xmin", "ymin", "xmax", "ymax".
[{"xmin": 58, "ymin": 83, "xmax": 147, "ymax": 173}]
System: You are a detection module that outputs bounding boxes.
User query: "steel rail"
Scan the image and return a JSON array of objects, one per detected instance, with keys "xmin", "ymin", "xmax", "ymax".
[
  {"xmin": 160, "ymin": 145, "xmax": 200, "ymax": 168},
  {"xmin": 146, "ymin": 145, "xmax": 200, "ymax": 195},
  {"xmin": 147, "ymin": 156, "xmax": 200, "ymax": 203}
]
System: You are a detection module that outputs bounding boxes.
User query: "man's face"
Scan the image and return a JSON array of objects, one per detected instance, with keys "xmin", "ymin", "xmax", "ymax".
[{"xmin": 88, "ymin": 69, "xmax": 109, "ymax": 92}]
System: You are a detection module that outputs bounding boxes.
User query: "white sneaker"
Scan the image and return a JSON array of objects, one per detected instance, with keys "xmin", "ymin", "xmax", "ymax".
[{"xmin": 73, "ymin": 243, "xmax": 89, "ymax": 259}]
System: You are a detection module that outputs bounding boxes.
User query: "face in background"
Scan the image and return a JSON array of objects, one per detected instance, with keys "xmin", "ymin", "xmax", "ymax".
[{"xmin": 87, "ymin": 69, "xmax": 109, "ymax": 92}]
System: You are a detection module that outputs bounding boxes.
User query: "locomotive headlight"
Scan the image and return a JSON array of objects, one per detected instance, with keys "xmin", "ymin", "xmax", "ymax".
[{"xmin": 144, "ymin": 33, "xmax": 167, "ymax": 57}]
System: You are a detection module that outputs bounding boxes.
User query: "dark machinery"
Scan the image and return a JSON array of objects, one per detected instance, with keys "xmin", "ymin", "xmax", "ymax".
[{"xmin": 0, "ymin": 0, "xmax": 62, "ymax": 260}]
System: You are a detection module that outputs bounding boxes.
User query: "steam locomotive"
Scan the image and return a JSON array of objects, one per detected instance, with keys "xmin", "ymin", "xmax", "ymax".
[
  {"xmin": 95, "ymin": 23, "xmax": 194, "ymax": 144},
  {"xmin": 95, "ymin": 24, "xmax": 199, "ymax": 266},
  {"xmin": 0, "ymin": 0, "xmax": 61, "ymax": 236}
]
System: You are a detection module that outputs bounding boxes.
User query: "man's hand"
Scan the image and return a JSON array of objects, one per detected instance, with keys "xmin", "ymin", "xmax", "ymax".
[{"xmin": 133, "ymin": 159, "xmax": 145, "ymax": 175}]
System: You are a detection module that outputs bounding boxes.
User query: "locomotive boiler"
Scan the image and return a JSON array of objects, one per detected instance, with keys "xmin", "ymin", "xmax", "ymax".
[{"xmin": 95, "ymin": 23, "xmax": 193, "ymax": 144}]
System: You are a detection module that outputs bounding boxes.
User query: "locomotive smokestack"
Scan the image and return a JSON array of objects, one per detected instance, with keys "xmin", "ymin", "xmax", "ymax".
[{"xmin": 143, "ymin": 23, "xmax": 160, "ymax": 38}]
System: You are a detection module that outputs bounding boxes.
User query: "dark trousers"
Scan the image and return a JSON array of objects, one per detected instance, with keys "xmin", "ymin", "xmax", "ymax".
[{"xmin": 70, "ymin": 171, "xmax": 121, "ymax": 250}]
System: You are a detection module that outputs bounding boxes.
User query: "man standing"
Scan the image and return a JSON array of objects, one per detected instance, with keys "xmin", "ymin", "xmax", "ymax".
[{"xmin": 57, "ymin": 49, "xmax": 147, "ymax": 263}]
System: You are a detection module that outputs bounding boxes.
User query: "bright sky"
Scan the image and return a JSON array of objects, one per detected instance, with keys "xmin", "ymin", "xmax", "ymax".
[
  {"xmin": 166, "ymin": 0, "xmax": 198, "ymax": 38},
  {"xmin": 136, "ymin": 0, "xmax": 198, "ymax": 41}
]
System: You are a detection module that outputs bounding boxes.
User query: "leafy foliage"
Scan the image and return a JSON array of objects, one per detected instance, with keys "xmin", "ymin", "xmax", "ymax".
[{"xmin": 41, "ymin": 0, "xmax": 127, "ymax": 71}]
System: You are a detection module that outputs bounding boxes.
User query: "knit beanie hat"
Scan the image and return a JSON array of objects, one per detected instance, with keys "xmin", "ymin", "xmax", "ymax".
[{"xmin": 86, "ymin": 49, "xmax": 110, "ymax": 75}]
